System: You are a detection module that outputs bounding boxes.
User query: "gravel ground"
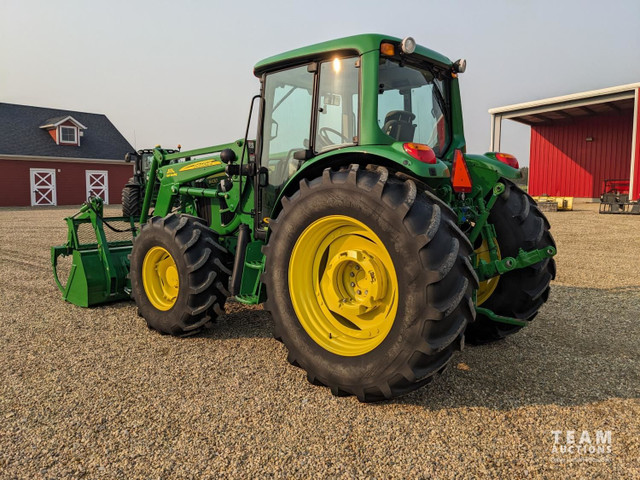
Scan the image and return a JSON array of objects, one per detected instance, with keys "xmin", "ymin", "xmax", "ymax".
[{"xmin": 0, "ymin": 202, "xmax": 638, "ymax": 479}]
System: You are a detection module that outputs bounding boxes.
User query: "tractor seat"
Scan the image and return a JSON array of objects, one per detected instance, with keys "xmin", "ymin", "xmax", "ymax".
[{"xmin": 382, "ymin": 110, "xmax": 416, "ymax": 142}]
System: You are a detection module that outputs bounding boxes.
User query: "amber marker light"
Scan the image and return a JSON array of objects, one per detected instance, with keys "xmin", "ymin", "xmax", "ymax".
[{"xmin": 380, "ymin": 42, "xmax": 395, "ymax": 56}]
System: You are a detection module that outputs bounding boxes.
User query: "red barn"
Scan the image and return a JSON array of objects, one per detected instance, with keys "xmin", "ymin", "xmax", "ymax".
[
  {"xmin": 0, "ymin": 103, "xmax": 134, "ymax": 206},
  {"xmin": 489, "ymin": 83, "xmax": 640, "ymax": 201}
]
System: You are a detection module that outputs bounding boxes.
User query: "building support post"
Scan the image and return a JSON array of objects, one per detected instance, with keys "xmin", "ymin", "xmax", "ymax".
[
  {"xmin": 630, "ymin": 88, "xmax": 640, "ymax": 201},
  {"xmin": 489, "ymin": 114, "xmax": 502, "ymax": 152}
]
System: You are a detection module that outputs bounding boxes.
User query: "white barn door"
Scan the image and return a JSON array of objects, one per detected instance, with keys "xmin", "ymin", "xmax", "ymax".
[
  {"xmin": 30, "ymin": 168, "xmax": 57, "ymax": 206},
  {"xmin": 86, "ymin": 170, "xmax": 109, "ymax": 204}
]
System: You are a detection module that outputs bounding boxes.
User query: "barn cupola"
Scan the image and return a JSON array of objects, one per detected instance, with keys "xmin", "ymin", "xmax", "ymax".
[{"xmin": 39, "ymin": 115, "xmax": 87, "ymax": 146}]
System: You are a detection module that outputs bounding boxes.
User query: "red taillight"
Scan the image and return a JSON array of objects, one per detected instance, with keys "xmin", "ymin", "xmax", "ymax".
[
  {"xmin": 403, "ymin": 143, "xmax": 436, "ymax": 164},
  {"xmin": 495, "ymin": 152, "xmax": 519, "ymax": 169},
  {"xmin": 451, "ymin": 149, "xmax": 473, "ymax": 193}
]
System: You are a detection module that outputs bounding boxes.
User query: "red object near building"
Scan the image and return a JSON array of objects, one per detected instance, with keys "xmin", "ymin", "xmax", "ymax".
[
  {"xmin": 0, "ymin": 103, "xmax": 134, "ymax": 207},
  {"xmin": 489, "ymin": 83, "xmax": 640, "ymax": 200}
]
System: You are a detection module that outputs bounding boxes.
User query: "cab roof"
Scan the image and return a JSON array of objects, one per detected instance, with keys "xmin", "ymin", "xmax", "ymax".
[{"xmin": 253, "ymin": 33, "xmax": 452, "ymax": 76}]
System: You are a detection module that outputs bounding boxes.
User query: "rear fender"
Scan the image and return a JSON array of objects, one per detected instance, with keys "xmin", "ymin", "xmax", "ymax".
[
  {"xmin": 462, "ymin": 153, "xmax": 521, "ymax": 197},
  {"xmin": 272, "ymin": 144, "xmax": 451, "ymax": 220},
  {"xmin": 465, "ymin": 153, "xmax": 521, "ymax": 180}
]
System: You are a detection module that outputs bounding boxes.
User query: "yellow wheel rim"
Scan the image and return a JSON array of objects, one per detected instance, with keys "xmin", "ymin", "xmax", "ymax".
[
  {"xmin": 142, "ymin": 246, "xmax": 180, "ymax": 311},
  {"xmin": 475, "ymin": 238, "xmax": 501, "ymax": 306},
  {"xmin": 289, "ymin": 215, "xmax": 398, "ymax": 357}
]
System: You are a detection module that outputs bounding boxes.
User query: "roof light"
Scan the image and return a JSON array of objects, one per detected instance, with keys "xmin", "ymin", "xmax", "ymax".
[
  {"xmin": 453, "ymin": 58, "xmax": 467, "ymax": 73},
  {"xmin": 380, "ymin": 42, "xmax": 395, "ymax": 56},
  {"xmin": 451, "ymin": 149, "xmax": 473, "ymax": 193},
  {"xmin": 401, "ymin": 37, "xmax": 416, "ymax": 54},
  {"xmin": 495, "ymin": 152, "xmax": 519, "ymax": 169},
  {"xmin": 403, "ymin": 143, "xmax": 436, "ymax": 164}
]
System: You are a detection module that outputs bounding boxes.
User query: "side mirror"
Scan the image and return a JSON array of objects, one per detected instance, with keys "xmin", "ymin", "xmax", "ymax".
[
  {"xmin": 258, "ymin": 166, "xmax": 269, "ymax": 187},
  {"xmin": 323, "ymin": 94, "xmax": 341, "ymax": 107},
  {"xmin": 270, "ymin": 120, "xmax": 279, "ymax": 140},
  {"xmin": 293, "ymin": 149, "xmax": 313, "ymax": 161},
  {"xmin": 124, "ymin": 151, "xmax": 138, "ymax": 163}
]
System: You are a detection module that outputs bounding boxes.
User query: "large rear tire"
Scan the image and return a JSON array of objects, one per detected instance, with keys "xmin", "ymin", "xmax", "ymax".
[
  {"xmin": 122, "ymin": 177, "xmax": 141, "ymax": 218},
  {"xmin": 130, "ymin": 214, "xmax": 231, "ymax": 335},
  {"xmin": 465, "ymin": 180, "xmax": 556, "ymax": 344},
  {"xmin": 263, "ymin": 165, "xmax": 477, "ymax": 402}
]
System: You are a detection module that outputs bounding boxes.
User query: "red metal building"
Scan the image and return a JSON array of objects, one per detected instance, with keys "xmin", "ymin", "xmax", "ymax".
[
  {"xmin": 488, "ymin": 83, "xmax": 640, "ymax": 200},
  {"xmin": 0, "ymin": 103, "xmax": 134, "ymax": 207}
]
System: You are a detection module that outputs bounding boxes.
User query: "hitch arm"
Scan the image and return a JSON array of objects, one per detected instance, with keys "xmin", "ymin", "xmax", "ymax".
[
  {"xmin": 475, "ymin": 307, "xmax": 528, "ymax": 327},
  {"xmin": 476, "ymin": 246, "xmax": 557, "ymax": 282},
  {"xmin": 468, "ymin": 183, "xmax": 505, "ymax": 244}
]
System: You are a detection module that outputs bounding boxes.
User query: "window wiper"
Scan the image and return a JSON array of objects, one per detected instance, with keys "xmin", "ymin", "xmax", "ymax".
[
  {"xmin": 433, "ymin": 85, "xmax": 448, "ymax": 118},
  {"xmin": 423, "ymin": 67, "xmax": 448, "ymax": 117}
]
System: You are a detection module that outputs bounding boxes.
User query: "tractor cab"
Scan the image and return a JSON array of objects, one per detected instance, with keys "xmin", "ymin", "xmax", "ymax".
[
  {"xmin": 253, "ymin": 35, "xmax": 461, "ymax": 232},
  {"xmin": 125, "ymin": 148, "xmax": 180, "ymax": 184}
]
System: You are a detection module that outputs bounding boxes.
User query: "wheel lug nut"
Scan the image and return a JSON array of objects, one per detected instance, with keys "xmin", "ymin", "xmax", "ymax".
[
  {"xmin": 365, "ymin": 290, "xmax": 368, "ymax": 295},
  {"xmin": 350, "ymin": 282, "xmax": 355, "ymax": 287},
  {"xmin": 355, "ymin": 265, "xmax": 360, "ymax": 270},
  {"xmin": 357, "ymin": 290, "xmax": 362, "ymax": 295},
  {"xmin": 350, "ymin": 272, "xmax": 355, "ymax": 277}
]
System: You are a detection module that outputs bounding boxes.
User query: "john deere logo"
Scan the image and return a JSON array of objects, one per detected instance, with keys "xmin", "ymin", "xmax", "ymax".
[
  {"xmin": 166, "ymin": 168, "xmax": 177, "ymax": 177},
  {"xmin": 179, "ymin": 160, "xmax": 222, "ymax": 172}
]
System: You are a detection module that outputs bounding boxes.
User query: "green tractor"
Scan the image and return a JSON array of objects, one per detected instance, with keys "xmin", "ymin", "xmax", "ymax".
[
  {"xmin": 52, "ymin": 34, "xmax": 556, "ymax": 401},
  {"xmin": 121, "ymin": 147, "xmax": 181, "ymax": 218}
]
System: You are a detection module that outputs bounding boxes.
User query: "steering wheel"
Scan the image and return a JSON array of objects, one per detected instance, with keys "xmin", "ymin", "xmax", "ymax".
[{"xmin": 318, "ymin": 127, "xmax": 350, "ymax": 146}]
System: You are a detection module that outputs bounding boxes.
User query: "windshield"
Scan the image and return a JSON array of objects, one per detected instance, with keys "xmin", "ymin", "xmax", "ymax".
[{"xmin": 377, "ymin": 58, "xmax": 450, "ymax": 156}]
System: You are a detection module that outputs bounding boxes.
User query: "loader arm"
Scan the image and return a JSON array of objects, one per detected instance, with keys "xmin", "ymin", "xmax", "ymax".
[{"xmin": 139, "ymin": 140, "xmax": 248, "ymax": 223}]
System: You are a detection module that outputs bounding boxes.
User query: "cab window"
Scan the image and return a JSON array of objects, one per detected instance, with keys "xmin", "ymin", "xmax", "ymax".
[
  {"xmin": 377, "ymin": 59, "xmax": 450, "ymax": 156},
  {"xmin": 314, "ymin": 57, "xmax": 359, "ymax": 153},
  {"xmin": 260, "ymin": 65, "xmax": 314, "ymax": 216}
]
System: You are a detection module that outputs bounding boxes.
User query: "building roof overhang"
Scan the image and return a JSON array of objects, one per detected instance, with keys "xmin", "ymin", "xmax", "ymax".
[
  {"xmin": 489, "ymin": 82, "xmax": 640, "ymax": 126},
  {"xmin": 0, "ymin": 153, "xmax": 129, "ymax": 164}
]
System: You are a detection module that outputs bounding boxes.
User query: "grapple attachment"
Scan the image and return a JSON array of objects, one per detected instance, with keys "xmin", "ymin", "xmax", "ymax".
[{"xmin": 51, "ymin": 197, "xmax": 138, "ymax": 307}]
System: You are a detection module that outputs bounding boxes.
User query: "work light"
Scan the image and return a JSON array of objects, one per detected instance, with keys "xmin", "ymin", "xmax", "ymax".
[{"xmin": 401, "ymin": 36, "xmax": 416, "ymax": 54}]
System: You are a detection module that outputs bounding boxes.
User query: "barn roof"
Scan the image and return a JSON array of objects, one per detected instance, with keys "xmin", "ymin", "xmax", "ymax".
[
  {"xmin": 488, "ymin": 83, "xmax": 640, "ymax": 126},
  {"xmin": 0, "ymin": 103, "xmax": 133, "ymax": 160}
]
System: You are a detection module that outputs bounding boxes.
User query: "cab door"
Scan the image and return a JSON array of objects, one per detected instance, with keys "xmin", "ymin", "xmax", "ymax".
[
  {"xmin": 257, "ymin": 64, "xmax": 315, "ymax": 231},
  {"xmin": 256, "ymin": 57, "xmax": 360, "ymax": 232}
]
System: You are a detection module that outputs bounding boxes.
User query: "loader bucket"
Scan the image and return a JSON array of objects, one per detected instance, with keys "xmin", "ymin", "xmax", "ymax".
[{"xmin": 51, "ymin": 199, "xmax": 138, "ymax": 307}]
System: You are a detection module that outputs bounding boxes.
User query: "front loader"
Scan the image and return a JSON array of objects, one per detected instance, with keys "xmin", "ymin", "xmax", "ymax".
[{"xmin": 52, "ymin": 34, "xmax": 556, "ymax": 401}]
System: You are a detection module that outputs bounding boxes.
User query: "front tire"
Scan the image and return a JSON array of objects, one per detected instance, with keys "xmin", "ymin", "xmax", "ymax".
[
  {"xmin": 263, "ymin": 165, "xmax": 477, "ymax": 401},
  {"xmin": 130, "ymin": 214, "xmax": 231, "ymax": 335},
  {"xmin": 465, "ymin": 180, "xmax": 556, "ymax": 344},
  {"xmin": 122, "ymin": 177, "xmax": 141, "ymax": 218}
]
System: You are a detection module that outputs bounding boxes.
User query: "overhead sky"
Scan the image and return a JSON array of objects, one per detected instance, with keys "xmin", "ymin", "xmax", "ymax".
[{"xmin": 1, "ymin": 0, "xmax": 639, "ymax": 165}]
